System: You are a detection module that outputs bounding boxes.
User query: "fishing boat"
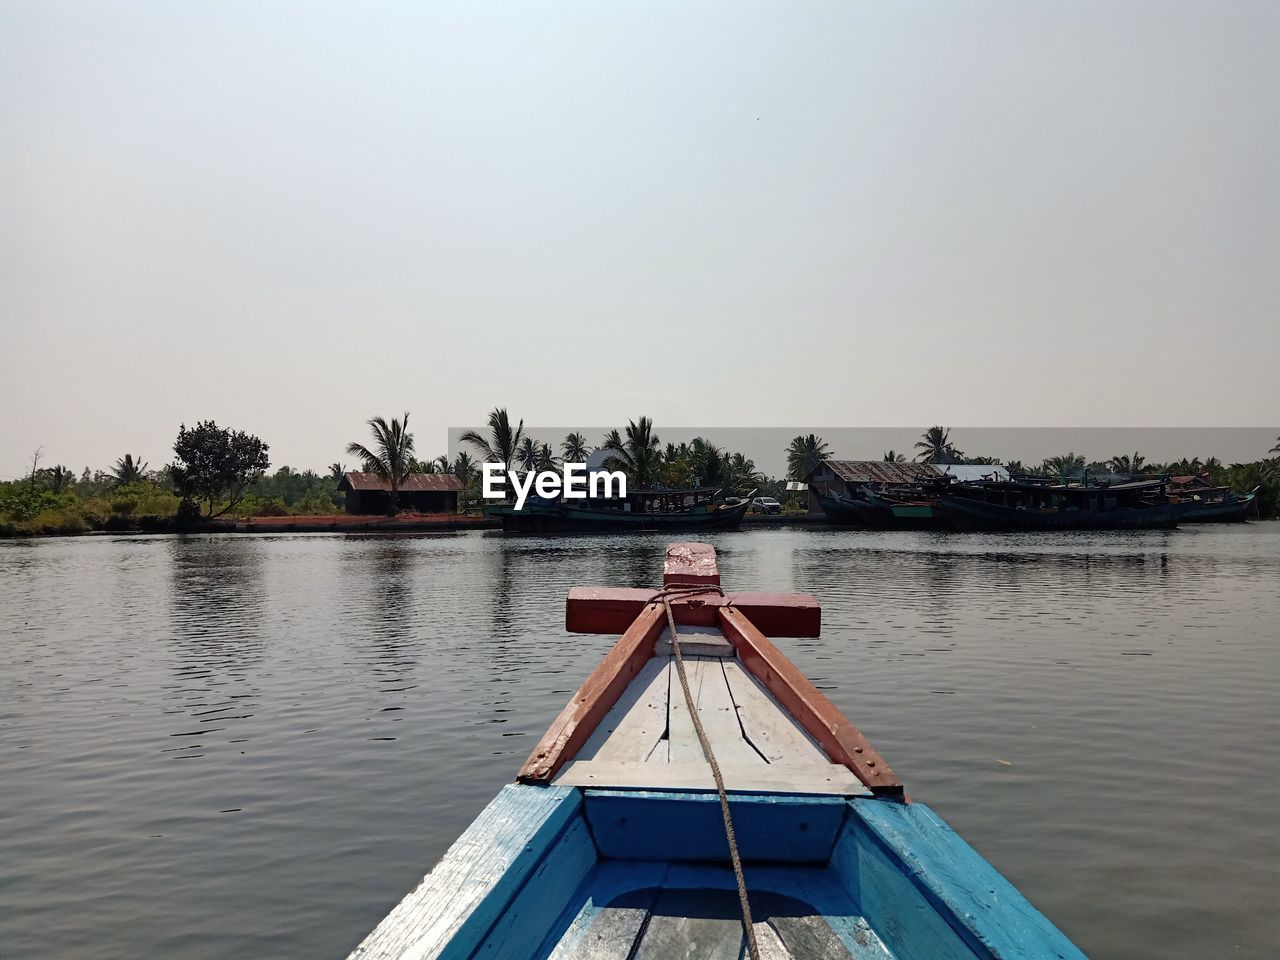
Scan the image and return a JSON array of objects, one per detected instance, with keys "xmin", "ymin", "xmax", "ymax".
[
  {"xmin": 941, "ymin": 478, "xmax": 1193, "ymax": 530},
  {"xmin": 1166, "ymin": 486, "xmax": 1260, "ymax": 523},
  {"xmin": 490, "ymin": 487, "xmax": 752, "ymax": 533},
  {"xmin": 349, "ymin": 542, "xmax": 1085, "ymax": 960},
  {"xmin": 814, "ymin": 489, "xmax": 891, "ymax": 527}
]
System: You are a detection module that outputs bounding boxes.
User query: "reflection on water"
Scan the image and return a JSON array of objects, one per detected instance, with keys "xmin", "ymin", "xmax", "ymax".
[
  {"xmin": 165, "ymin": 538, "xmax": 266, "ymax": 755},
  {"xmin": 0, "ymin": 527, "xmax": 1278, "ymax": 959}
]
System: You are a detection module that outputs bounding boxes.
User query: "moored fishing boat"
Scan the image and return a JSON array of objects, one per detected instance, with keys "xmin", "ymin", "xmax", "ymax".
[
  {"xmin": 1167, "ymin": 485, "xmax": 1259, "ymax": 523},
  {"xmin": 815, "ymin": 489, "xmax": 892, "ymax": 527},
  {"xmin": 349, "ymin": 543, "xmax": 1085, "ymax": 960},
  {"xmin": 941, "ymin": 478, "xmax": 1193, "ymax": 530},
  {"xmin": 489, "ymin": 487, "xmax": 752, "ymax": 533}
]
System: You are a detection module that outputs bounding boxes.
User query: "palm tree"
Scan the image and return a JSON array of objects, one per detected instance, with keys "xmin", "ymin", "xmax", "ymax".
[
  {"xmin": 561, "ymin": 432, "xmax": 591, "ymax": 462},
  {"xmin": 345, "ymin": 412, "xmax": 416, "ymax": 514},
  {"xmin": 1043, "ymin": 452, "xmax": 1086, "ymax": 481},
  {"xmin": 914, "ymin": 426, "xmax": 962, "ymax": 464},
  {"xmin": 660, "ymin": 443, "xmax": 694, "ymax": 486},
  {"xmin": 882, "ymin": 450, "xmax": 905, "ymax": 463},
  {"xmin": 110, "ymin": 453, "xmax": 149, "ymax": 487},
  {"xmin": 723, "ymin": 452, "xmax": 763, "ymax": 493},
  {"xmin": 328, "ymin": 462, "xmax": 346, "ymax": 481},
  {"xmin": 603, "ymin": 417, "xmax": 663, "ymax": 489},
  {"xmin": 48, "ymin": 465, "xmax": 74, "ymax": 493},
  {"xmin": 688, "ymin": 437, "xmax": 725, "ymax": 488},
  {"xmin": 786, "ymin": 434, "xmax": 829, "ymax": 481},
  {"xmin": 452, "ymin": 451, "xmax": 478, "ymax": 489},
  {"xmin": 1272, "ymin": 436, "xmax": 1280, "ymax": 455},
  {"xmin": 516, "ymin": 436, "xmax": 540, "ymax": 472},
  {"xmin": 535, "ymin": 442, "xmax": 557, "ymax": 472},
  {"xmin": 460, "ymin": 408, "xmax": 525, "ymax": 471},
  {"xmin": 1107, "ymin": 452, "xmax": 1146, "ymax": 475}
]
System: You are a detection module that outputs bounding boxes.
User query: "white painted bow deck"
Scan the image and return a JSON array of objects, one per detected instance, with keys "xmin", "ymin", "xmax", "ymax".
[{"xmin": 554, "ymin": 627, "xmax": 869, "ymax": 797}]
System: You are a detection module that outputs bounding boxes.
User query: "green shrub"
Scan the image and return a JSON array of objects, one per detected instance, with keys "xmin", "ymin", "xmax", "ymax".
[{"xmin": 293, "ymin": 491, "xmax": 341, "ymax": 515}]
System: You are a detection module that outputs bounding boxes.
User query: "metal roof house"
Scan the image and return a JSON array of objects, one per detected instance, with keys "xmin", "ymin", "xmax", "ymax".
[{"xmin": 338, "ymin": 472, "xmax": 463, "ymax": 515}]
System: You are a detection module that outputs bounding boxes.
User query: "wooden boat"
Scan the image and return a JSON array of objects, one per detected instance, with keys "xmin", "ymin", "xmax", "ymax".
[
  {"xmin": 490, "ymin": 487, "xmax": 752, "ymax": 533},
  {"xmin": 941, "ymin": 478, "xmax": 1193, "ymax": 530},
  {"xmin": 1167, "ymin": 486, "xmax": 1259, "ymax": 523},
  {"xmin": 349, "ymin": 543, "xmax": 1085, "ymax": 960},
  {"xmin": 814, "ymin": 490, "xmax": 893, "ymax": 527}
]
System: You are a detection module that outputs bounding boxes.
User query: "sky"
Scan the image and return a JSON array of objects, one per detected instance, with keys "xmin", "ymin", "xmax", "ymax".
[{"xmin": 1, "ymin": 1, "xmax": 1277, "ymax": 479}]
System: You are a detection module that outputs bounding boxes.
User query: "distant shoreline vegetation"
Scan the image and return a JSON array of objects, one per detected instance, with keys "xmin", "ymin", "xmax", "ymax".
[{"xmin": 3, "ymin": 415, "xmax": 1278, "ymax": 536}]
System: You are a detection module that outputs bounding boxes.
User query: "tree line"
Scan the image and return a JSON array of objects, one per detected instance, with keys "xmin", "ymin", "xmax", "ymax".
[{"xmin": 4, "ymin": 416, "xmax": 1278, "ymax": 534}]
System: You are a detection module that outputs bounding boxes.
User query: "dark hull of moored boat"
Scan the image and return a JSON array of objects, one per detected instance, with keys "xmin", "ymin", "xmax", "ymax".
[
  {"xmin": 1177, "ymin": 491, "xmax": 1258, "ymax": 523},
  {"xmin": 940, "ymin": 495, "xmax": 1191, "ymax": 530},
  {"xmin": 816, "ymin": 491, "xmax": 894, "ymax": 527},
  {"xmin": 495, "ymin": 499, "xmax": 751, "ymax": 533}
]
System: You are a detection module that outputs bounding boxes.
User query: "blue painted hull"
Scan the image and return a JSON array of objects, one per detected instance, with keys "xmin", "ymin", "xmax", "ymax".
[{"xmin": 348, "ymin": 784, "xmax": 1087, "ymax": 959}]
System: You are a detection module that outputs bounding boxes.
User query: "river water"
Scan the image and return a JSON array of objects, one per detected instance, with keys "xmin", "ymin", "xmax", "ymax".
[{"xmin": 1, "ymin": 527, "xmax": 1277, "ymax": 959}]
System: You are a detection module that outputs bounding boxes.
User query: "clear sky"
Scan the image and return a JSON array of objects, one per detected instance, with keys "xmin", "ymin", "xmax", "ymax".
[{"xmin": 2, "ymin": 1, "xmax": 1276, "ymax": 478}]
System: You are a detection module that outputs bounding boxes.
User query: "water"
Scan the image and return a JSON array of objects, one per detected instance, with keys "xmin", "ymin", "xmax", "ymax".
[{"xmin": 1, "ymin": 527, "xmax": 1277, "ymax": 959}]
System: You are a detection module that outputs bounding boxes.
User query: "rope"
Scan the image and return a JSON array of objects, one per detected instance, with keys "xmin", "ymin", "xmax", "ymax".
[{"xmin": 649, "ymin": 585, "xmax": 761, "ymax": 960}]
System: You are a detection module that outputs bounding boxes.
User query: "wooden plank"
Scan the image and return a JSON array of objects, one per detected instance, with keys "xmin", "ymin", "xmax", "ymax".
[
  {"xmin": 584, "ymin": 790, "xmax": 847, "ymax": 862},
  {"xmin": 552, "ymin": 759, "xmax": 868, "ymax": 796},
  {"xmin": 470, "ymin": 817, "xmax": 598, "ymax": 960},
  {"xmin": 519, "ymin": 604, "xmax": 667, "ymax": 784},
  {"xmin": 346, "ymin": 784, "xmax": 580, "ymax": 960},
  {"xmin": 843, "ymin": 800, "xmax": 1087, "ymax": 960},
  {"xmin": 695, "ymin": 656, "xmax": 768, "ymax": 765},
  {"xmin": 655, "ymin": 624, "xmax": 735, "ymax": 658},
  {"xmin": 722, "ymin": 660, "xmax": 828, "ymax": 765},
  {"xmin": 577, "ymin": 657, "xmax": 670, "ymax": 763},
  {"xmin": 719, "ymin": 607, "xmax": 903, "ymax": 797},
  {"xmin": 566, "ymin": 588, "xmax": 821, "ymax": 637},
  {"xmin": 663, "ymin": 541, "xmax": 721, "ymax": 586},
  {"xmin": 633, "ymin": 885, "xmax": 745, "ymax": 960},
  {"xmin": 667, "ymin": 656, "xmax": 710, "ymax": 763},
  {"xmin": 540, "ymin": 861, "xmax": 670, "ymax": 960}
]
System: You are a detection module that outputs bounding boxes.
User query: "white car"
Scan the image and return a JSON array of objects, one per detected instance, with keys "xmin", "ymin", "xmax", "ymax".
[{"xmin": 751, "ymin": 496, "xmax": 782, "ymax": 515}]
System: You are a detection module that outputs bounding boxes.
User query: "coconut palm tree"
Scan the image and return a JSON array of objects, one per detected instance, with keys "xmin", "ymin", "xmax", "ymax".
[
  {"xmin": 786, "ymin": 434, "xmax": 829, "ymax": 481},
  {"xmin": 914, "ymin": 426, "xmax": 962, "ymax": 464},
  {"xmin": 1107, "ymin": 452, "xmax": 1146, "ymax": 475},
  {"xmin": 110, "ymin": 453, "xmax": 149, "ymax": 487},
  {"xmin": 603, "ymin": 417, "xmax": 663, "ymax": 489},
  {"xmin": 47, "ymin": 465, "xmax": 74, "ymax": 493},
  {"xmin": 561, "ymin": 432, "xmax": 591, "ymax": 463},
  {"xmin": 1043, "ymin": 452, "xmax": 1086, "ymax": 481},
  {"xmin": 328, "ymin": 462, "xmax": 346, "ymax": 481},
  {"xmin": 452, "ymin": 451, "xmax": 478, "ymax": 489},
  {"xmin": 688, "ymin": 437, "xmax": 726, "ymax": 488},
  {"xmin": 345, "ymin": 412, "xmax": 416, "ymax": 514},
  {"xmin": 1271, "ymin": 436, "xmax": 1280, "ymax": 455},
  {"xmin": 461, "ymin": 408, "xmax": 525, "ymax": 471},
  {"xmin": 724, "ymin": 452, "xmax": 764, "ymax": 493},
  {"xmin": 516, "ymin": 436, "xmax": 539, "ymax": 472},
  {"xmin": 882, "ymin": 450, "xmax": 906, "ymax": 463}
]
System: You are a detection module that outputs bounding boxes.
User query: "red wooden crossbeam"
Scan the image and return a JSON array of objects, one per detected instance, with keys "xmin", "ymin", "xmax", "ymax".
[
  {"xmin": 518, "ymin": 603, "xmax": 667, "ymax": 785},
  {"xmin": 718, "ymin": 606, "xmax": 904, "ymax": 797},
  {"xmin": 567, "ymin": 588, "xmax": 821, "ymax": 637}
]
